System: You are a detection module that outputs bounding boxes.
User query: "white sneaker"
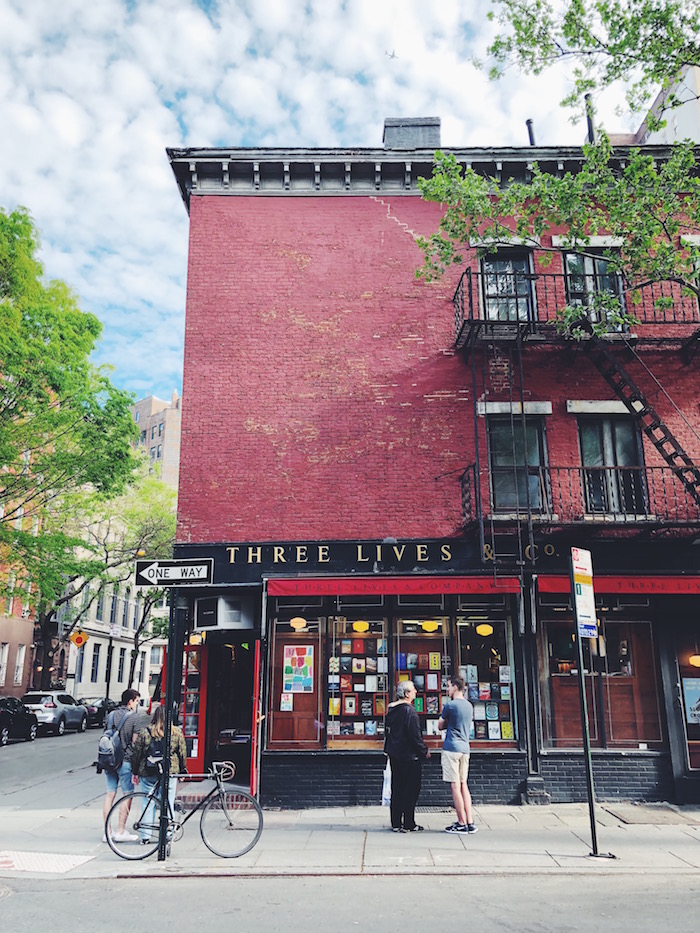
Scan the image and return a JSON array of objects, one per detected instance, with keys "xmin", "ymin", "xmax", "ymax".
[
  {"xmin": 101, "ymin": 833, "xmax": 107, "ymax": 843},
  {"xmin": 112, "ymin": 831, "xmax": 139, "ymax": 843}
]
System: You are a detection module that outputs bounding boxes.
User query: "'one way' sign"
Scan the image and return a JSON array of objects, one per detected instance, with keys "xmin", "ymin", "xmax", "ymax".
[{"xmin": 135, "ymin": 558, "xmax": 214, "ymax": 587}]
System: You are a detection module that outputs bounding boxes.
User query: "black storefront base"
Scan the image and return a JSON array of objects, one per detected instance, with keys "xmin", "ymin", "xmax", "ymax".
[
  {"xmin": 539, "ymin": 751, "xmax": 674, "ymax": 804},
  {"xmin": 259, "ymin": 750, "xmax": 675, "ymax": 809},
  {"xmin": 259, "ymin": 751, "xmax": 528, "ymax": 809}
]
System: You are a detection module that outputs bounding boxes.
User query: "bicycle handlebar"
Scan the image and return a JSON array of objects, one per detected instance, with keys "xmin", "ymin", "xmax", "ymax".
[{"xmin": 211, "ymin": 760, "xmax": 236, "ymax": 781}]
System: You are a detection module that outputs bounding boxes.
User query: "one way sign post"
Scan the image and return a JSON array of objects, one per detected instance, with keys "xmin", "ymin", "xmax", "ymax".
[{"xmin": 135, "ymin": 558, "xmax": 214, "ymax": 587}]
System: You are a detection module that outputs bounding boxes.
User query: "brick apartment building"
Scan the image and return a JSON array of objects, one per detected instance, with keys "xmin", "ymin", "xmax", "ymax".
[
  {"xmin": 131, "ymin": 391, "xmax": 182, "ymax": 491},
  {"xmin": 166, "ymin": 117, "xmax": 700, "ymax": 806}
]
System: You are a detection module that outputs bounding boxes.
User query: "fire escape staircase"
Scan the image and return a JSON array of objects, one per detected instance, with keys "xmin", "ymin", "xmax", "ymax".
[{"xmin": 581, "ymin": 326, "xmax": 700, "ymax": 507}]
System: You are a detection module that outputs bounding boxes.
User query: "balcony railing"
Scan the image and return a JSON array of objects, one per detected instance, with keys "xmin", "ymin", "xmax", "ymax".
[
  {"xmin": 461, "ymin": 464, "xmax": 700, "ymax": 527},
  {"xmin": 453, "ymin": 270, "xmax": 700, "ymax": 347}
]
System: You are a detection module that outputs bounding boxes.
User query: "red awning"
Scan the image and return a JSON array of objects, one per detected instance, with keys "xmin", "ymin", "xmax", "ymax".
[
  {"xmin": 267, "ymin": 576, "xmax": 521, "ymax": 597},
  {"xmin": 538, "ymin": 574, "xmax": 700, "ymax": 595}
]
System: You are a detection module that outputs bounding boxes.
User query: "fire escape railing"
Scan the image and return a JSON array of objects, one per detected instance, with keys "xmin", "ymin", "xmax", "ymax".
[{"xmin": 461, "ymin": 464, "xmax": 700, "ymax": 527}]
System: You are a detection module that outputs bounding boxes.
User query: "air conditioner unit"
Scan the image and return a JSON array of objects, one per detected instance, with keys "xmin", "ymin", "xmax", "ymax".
[{"xmin": 194, "ymin": 595, "xmax": 255, "ymax": 631}]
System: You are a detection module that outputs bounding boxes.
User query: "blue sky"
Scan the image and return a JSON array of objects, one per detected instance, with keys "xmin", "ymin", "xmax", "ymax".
[{"xmin": 0, "ymin": 0, "xmax": 635, "ymax": 401}]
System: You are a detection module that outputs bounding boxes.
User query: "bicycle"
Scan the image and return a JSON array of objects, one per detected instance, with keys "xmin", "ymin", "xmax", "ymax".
[{"xmin": 105, "ymin": 761, "xmax": 263, "ymax": 860}]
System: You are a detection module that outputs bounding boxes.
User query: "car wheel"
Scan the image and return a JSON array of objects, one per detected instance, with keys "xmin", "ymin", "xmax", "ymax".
[
  {"xmin": 27, "ymin": 723, "xmax": 37, "ymax": 742},
  {"xmin": 56, "ymin": 718, "xmax": 66, "ymax": 736},
  {"xmin": 0, "ymin": 725, "xmax": 9, "ymax": 747},
  {"xmin": 79, "ymin": 715, "xmax": 87, "ymax": 733}
]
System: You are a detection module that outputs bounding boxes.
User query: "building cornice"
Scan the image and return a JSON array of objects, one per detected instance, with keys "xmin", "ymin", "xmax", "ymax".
[{"xmin": 166, "ymin": 144, "xmax": 694, "ymax": 213}]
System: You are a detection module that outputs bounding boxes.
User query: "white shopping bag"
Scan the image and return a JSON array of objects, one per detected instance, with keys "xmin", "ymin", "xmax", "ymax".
[{"xmin": 381, "ymin": 760, "xmax": 391, "ymax": 806}]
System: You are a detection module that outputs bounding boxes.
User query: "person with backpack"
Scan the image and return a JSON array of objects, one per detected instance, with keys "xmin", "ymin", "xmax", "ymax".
[
  {"xmin": 130, "ymin": 704, "xmax": 187, "ymax": 842},
  {"xmin": 100, "ymin": 688, "xmax": 141, "ymax": 843}
]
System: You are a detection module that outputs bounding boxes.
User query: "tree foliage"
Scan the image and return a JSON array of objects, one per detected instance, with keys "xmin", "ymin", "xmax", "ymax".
[
  {"xmin": 485, "ymin": 0, "xmax": 700, "ymax": 125},
  {"xmin": 0, "ymin": 206, "xmax": 139, "ymax": 541}
]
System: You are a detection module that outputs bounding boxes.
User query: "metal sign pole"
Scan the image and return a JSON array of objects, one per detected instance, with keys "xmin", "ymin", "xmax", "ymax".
[
  {"xmin": 157, "ymin": 589, "xmax": 185, "ymax": 861},
  {"xmin": 569, "ymin": 548, "xmax": 615, "ymax": 860}
]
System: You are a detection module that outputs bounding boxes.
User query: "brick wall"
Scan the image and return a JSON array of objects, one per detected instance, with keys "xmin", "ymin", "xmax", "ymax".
[{"xmin": 540, "ymin": 752, "xmax": 674, "ymax": 803}]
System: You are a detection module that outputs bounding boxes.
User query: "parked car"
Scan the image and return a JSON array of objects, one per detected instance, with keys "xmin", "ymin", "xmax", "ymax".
[
  {"xmin": 0, "ymin": 696, "xmax": 39, "ymax": 745},
  {"xmin": 21, "ymin": 691, "xmax": 88, "ymax": 735},
  {"xmin": 77, "ymin": 696, "xmax": 118, "ymax": 728}
]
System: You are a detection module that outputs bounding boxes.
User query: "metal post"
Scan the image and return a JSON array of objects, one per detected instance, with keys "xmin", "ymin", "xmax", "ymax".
[
  {"xmin": 105, "ymin": 636, "xmax": 113, "ymax": 703},
  {"xmin": 158, "ymin": 588, "xmax": 185, "ymax": 861}
]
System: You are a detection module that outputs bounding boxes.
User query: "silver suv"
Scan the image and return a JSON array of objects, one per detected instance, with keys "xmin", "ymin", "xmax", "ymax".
[{"xmin": 21, "ymin": 691, "xmax": 88, "ymax": 735}]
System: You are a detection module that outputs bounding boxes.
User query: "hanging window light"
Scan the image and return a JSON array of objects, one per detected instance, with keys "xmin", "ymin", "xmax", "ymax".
[
  {"xmin": 475, "ymin": 622, "xmax": 494, "ymax": 637},
  {"xmin": 421, "ymin": 620, "xmax": 439, "ymax": 633},
  {"xmin": 290, "ymin": 617, "xmax": 307, "ymax": 630},
  {"xmin": 352, "ymin": 620, "xmax": 369, "ymax": 632},
  {"xmin": 689, "ymin": 654, "xmax": 700, "ymax": 668}
]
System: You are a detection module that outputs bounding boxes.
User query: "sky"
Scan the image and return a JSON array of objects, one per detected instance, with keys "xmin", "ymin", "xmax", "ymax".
[{"xmin": 0, "ymin": 0, "xmax": 636, "ymax": 401}]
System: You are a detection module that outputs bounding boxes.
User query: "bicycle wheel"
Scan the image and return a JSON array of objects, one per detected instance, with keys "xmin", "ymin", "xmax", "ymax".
[
  {"xmin": 105, "ymin": 792, "xmax": 163, "ymax": 860},
  {"xmin": 200, "ymin": 788, "xmax": 263, "ymax": 857}
]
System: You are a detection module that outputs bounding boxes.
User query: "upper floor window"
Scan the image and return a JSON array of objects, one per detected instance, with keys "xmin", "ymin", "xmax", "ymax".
[
  {"xmin": 158, "ymin": 422, "xmax": 164, "ymax": 436},
  {"xmin": 481, "ymin": 251, "xmax": 536, "ymax": 323},
  {"xmin": 578, "ymin": 417, "xmax": 645, "ymax": 515},
  {"xmin": 487, "ymin": 416, "xmax": 549, "ymax": 513},
  {"xmin": 151, "ymin": 426, "xmax": 157, "ymax": 439},
  {"xmin": 564, "ymin": 252, "xmax": 624, "ymax": 325},
  {"xmin": 140, "ymin": 430, "xmax": 146, "ymax": 444},
  {"xmin": 134, "ymin": 411, "xmax": 140, "ymax": 423}
]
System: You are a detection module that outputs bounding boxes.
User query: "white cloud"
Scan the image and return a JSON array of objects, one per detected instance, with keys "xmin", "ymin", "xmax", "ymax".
[{"xmin": 0, "ymin": 0, "xmax": 645, "ymax": 400}]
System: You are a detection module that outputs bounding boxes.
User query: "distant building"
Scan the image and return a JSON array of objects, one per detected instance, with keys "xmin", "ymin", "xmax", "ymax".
[{"xmin": 131, "ymin": 391, "xmax": 182, "ymax": 490}]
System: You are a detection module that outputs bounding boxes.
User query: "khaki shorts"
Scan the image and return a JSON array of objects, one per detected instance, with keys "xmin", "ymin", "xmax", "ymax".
[{"xmin": 442, "ymin": 750, "xmax": 470, "ymax": 783}]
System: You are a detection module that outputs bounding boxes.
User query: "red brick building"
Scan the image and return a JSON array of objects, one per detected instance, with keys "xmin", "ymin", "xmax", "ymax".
[{"xmin": 167, "ymin": 119, "xmax": 700, "ymax": 805}]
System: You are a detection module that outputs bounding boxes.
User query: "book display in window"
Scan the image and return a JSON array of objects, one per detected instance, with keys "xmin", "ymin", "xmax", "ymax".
[
  {"xmin": 394, "ymin": 623, "xmax": 450, "ymax": 741},
  {"xmin": 328, "ymin": 631, "xmax": 388, "ymax": 744},
  {"xmin": 457, "ymin": 621, "xmax": 515, "ymax": 743}
]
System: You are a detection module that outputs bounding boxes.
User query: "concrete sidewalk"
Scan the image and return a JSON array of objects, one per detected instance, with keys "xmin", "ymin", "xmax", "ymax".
[{"xmin": 1, "ymin": 765, "xmax": 700, "ymax": 880}]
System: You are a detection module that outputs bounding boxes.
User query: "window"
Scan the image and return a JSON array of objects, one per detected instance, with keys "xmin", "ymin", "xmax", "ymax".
[
  {"xmin": 122, "ymin": 590, "xmax": 130, "ymax": 627},
  {"xmin": 456, "ymin": 618, "xmax": 516, "ymax": 742},
  {"xmin": 118, "ymin": 647, "xmax": 126, "ymax": 682},
  {"xmin": 564, "ymin": 252, "xmax": 624, "ymax": 325},
  {"xmin": 151, "ymin": 426, "xmax": 156, "ymax": 440},
  {"xmin": 96, "ymin": 587, "xmax": 105, "ymax": 622},
  {"xmin": 75, "ymin": 645, "xmax": 84, "ymax": 683},
  {"xmin": 14, "ymin": 645, "xmax": 26, "ymax": 685},
  {"xmin": 150, "ymin": 447, "xmax": 156, "ymax": 459},
  {"xmin": 150, "ymin": 645, "xmax": 163, "ymax": 665},
  {"xmin": 5, "ymin": 572, "xmax": 16, "ymax": 614},
  {"xmin": 140, "ymin": 430, "xmax": 146, "ymax": 444},
  {"xmin": 156, "ymin": 444, "xmax": 162, "ymax": 459},
  {"xmin": 0, "ymin": 643, "xmax": 8, "ymax": 685},
  {"xmin": 578, "ymin": 417, "xmax": 645, "ymax": 514},
  {"xmin": 133, "ymin": 594, "xmax": 141, "ymax": 630},
  {"xmin": 138, "ymin": 651, "xmax": 146, "ymax": 684},
  {"xmin": 487, "ymin": 417, "xmax": 549, "ymax": 513},
  {"xmin": 134, "ymin": 411, "xmax": 140, "ymax": 423},
  {"xmin": 158, "ymin": 422, "xmax": 164, "ymax": 436},
  {"xmin": 481, "ymin": 251, "xmax": 536, "ymax": 322},
  {"xmin": 14, "ymin": 507, "xmax": 23, "ymax": 529},
  {"xmin": 90, "ymin": 644, "xmax": 101, "ymax": 683}
]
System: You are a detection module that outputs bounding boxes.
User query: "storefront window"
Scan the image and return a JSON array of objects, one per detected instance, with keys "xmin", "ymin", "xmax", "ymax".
[
  {"xmin": 394, "ymin": 617, "xmax": 451, "ymax": 746},
  {"xmin": 456, "ymin": 618, "xmax": 516, "ymax": 742},
  {"xmin": 268, "ymin": 618, "xmax": 323, "ymax": 748},
  {"xmin": 327, "ymin": 617, "xmax": 388, "ymax": 748},
  {"xmin": 540, "ymin": 617, "xmax": 663, "ymax": 748}
]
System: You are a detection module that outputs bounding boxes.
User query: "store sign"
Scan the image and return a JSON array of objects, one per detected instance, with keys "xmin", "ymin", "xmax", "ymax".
[{"xmin": 571, "ymin": 547, "xmax": 597, "ymax": 638}]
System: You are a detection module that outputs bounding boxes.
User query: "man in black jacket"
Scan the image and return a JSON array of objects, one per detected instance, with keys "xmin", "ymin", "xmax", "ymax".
[{"xmin": 384, "ymin": 680, "xmax": 430, "ymax": 832}]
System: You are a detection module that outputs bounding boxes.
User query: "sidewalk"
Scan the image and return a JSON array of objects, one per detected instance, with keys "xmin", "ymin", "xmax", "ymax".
[{"xmin": 1, "ymin": 764, "xmax": 700, "ymax": 880}]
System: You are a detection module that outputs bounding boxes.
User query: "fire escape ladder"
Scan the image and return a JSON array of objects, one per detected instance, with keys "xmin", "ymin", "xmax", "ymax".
[{"xmin": 581, "ymin": 332, "xmax": 700, "ymax": 507}]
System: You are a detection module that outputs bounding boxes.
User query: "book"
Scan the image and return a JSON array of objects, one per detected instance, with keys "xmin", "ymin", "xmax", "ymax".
[
  {"xmin": 499, "ymin": 702, "xmax": 511, "ymax": 719},
  {"xmin": 340, "ymin": 722, "xmax": 353, "ymax": 736},
  {"xmin": 488, "ymin": 721, "xmax": 501, "ymax": 740},
  {"xmin": 352, "ymin": 639, "xmax": 365, "ymax": 655},
  {"xmin": 377, "ymin": 674, "xmax": 388, "ymax": 692},
  {"xmin": 468, "ymin": 683, "xmax": 480, "ymax": 701},
  {"xmin": 374, "ymin": 695, "xmax": 386, "ymax": 716},
  {"xmin": 360, "ymin": 697, "xmax": 373, "ymax": 717},
  {"xmin": 500, "ymin": 684, "xmax": 511, "ymax": 700},
  {"xmin": 365, "ymin": 639, "xmax": 377, "ymax": 657},
  {"xmin": 426, "ymin": 673, "xmax": 438, "ymax": 692},
  {"xmin": 473, "ymin": 702, "xmax": 486, "ymax": 721},
  {"xmin": 365, "ymin": 720, "xmax": 377, "ymax": 736},
  {"xmin": 466, "ymin": 665, "xmax": 478, "ymax": 683},
  {"xmin": 354, "ymin": 679, "xmax": 365, "ymax": 692},
  {"xmin": 365, "ymin": 675, "xmax": 378, "ymax": 693},
  {"xmin": 426, "ymin": 719, "xmax": 440, "ymax": 736},
  {"xmin": 479, "ymin": 683, "xmax": 491, "ymax": 700},
  {"xmin": 365, "ymin": 656, "xmax": 378, "ymax": 674},
  {"xmin": 486, "ymin": 702, "xmax": 499, "ymax": 720},
  {"xmin": 340, "ymin": 639, "xmax": 352, "ymax": 655},
  {"xmin": 429, "ymin": 651, "xmax": 441, "ymax": 670},
  {"xmin": 377, "ymin": 638, "xmax": 387, "ymax": 655},
  {"xmin": 328, "ymin": 656, "xmax": 340, "ymax": 673},
  {"xmin": 343, "ymin": 694, "xmax": 357, "ymax": 715},
  {"xmin": 499, "ymin": 665, "xmax": 511, "ymax": 684},
  {"xmin": 352, "ymin": 657, "xmax": 366, "ymax": 674},
  {"xmin": 418, "ymin": 653, "xmax": 429, "ymax": 669},
  {"xmin": 376, "ymin": 722, "xmax": 385, "ymax": 735},
  {"xmin": 327, "ymin": 720, "xmax": 340, "ymax": 736},
  {"xmin": 396, "ymin": 652, "xmax": 407, "ymax": 670},
  {"xmin": 490, "ymin": 684, "xmax": 501, "ymax": 700},
  {"xmin": 328, "ymin": 696, "xmax": 340, "ymax": 716},
  {"xmin": 426, "ymin": 695, "xmax": 439, "ymax": 715},
  {"xmin": 501, "ymin": 721, "xmax": 514, "ymax": 740},
  {"xmin": 413, "ymin": 695, "xmax": 424, "ymax": 714},
  {"xmin": 413, "ymin": 674, "xmax": 425, "ymax": 691},
  {"xmin": 328, "ymin": 674, "xmax": 340, "ymax": 688},
  {"xmin": 475, "ymin": 721, "xmax": 487, "ymax": 739},
  {"xmin": 407, "ymin": 653, "xmax": 418, "ymax": 670},
  {"xmin": 340, "ymin": 674, "xmax": 353, "ymax": 692},
  {"xmin": 377, "ymin": 657, "xmax": 388, "ymax": 673},
  {"xmin": 340, "ymin": 656, "xmax": 352, "ymax": 673}
]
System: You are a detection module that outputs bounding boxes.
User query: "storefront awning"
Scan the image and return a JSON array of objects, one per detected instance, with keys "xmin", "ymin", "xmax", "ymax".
[
  {"xmin": 267, "ymin": 576, "xmax": 521, "ymax": 597},
  {"xmin": 538, "ymin": 574, "xmax": 700, "ymax": 595}
]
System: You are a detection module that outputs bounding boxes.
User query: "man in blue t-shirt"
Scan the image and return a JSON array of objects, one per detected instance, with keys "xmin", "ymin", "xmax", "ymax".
[{"xmin": 438, "ymin": 675, "xmax": 477, "ymax": 835}]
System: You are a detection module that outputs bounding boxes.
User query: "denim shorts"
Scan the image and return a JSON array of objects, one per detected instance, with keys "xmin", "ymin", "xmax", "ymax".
[{"xmin": 104, "ymin": 761, "xmax": 133, "ymax": 795}]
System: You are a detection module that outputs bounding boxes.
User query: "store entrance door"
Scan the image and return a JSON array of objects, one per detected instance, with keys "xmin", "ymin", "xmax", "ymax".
[{"xmin": 205, "ymin": 635, "xmax": 256, "ymax": 788}]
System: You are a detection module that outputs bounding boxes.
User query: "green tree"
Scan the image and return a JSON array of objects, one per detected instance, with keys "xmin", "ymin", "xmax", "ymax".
[
  {"xmin": 14, "ymin": 470, "xmax": 176, "ymax": 690},
  {"xmin": 485, "ymin": 0, "xmax": 700, "ymax": 125},
  {"xmin": 0, "ymin": 206, "xmax": 138, "ymax": 541}
]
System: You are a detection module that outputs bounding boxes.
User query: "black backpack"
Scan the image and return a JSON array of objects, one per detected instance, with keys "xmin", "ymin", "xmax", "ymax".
[{"xmin": 144, "ymin": 735, "xmax": 166, "ymax": 777}]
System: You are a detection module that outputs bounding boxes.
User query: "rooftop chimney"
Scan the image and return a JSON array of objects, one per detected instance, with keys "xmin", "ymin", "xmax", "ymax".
[{"xmin": 383, "ymin": 117, "xmax": 441, "ymax": 149}]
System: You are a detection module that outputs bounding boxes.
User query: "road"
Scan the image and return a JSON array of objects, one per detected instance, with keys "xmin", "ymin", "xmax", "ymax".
[
  {"xmin": 0, "ymin": 723, "xmax": 97, "ymax": 797},
  {"xmin": 0, "ymin": 874, "xmax": 699, "ymax": 932}
]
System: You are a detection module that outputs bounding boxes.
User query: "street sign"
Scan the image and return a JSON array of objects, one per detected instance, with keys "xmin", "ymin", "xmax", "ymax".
[
  {"xmin": 135, "ymin": 558, "xmax": 214, "ymax": 587},
  {"xmin": 70, "ymin": 630, "xmax": 89, "ymax": 648},
  {"xmin": 571, "ymin": 546, "xmax": 597, "ymax": 638}
]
